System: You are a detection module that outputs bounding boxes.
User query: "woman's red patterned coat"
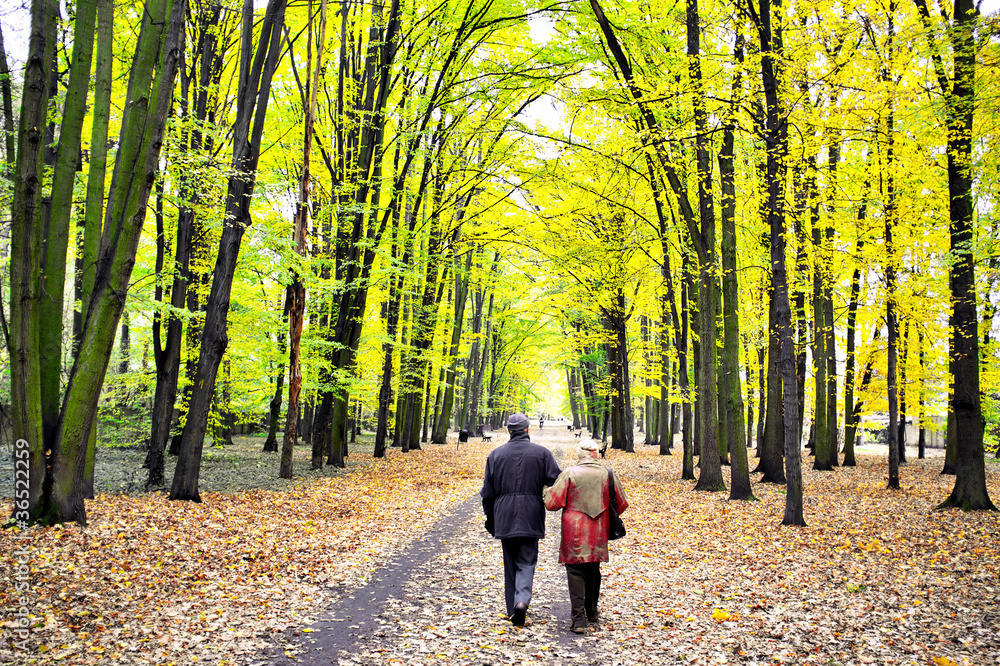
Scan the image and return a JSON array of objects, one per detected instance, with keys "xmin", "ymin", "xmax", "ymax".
[{"xmin": 543, "ymin": 459, "xmax": 629, "ymax": 564}]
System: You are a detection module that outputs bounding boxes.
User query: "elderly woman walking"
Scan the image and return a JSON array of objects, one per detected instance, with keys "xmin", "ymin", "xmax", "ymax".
[{"xmin": 543, "ymin": 439, "xmax": 629, "ymax": 634}]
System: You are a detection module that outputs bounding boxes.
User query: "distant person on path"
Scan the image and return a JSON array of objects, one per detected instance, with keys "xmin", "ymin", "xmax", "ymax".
[
  {"xmin": 544, "ymin": 439, "xmax": 629, "ymax": 634},
  {"xmin": 480, "ymin": 412, "xmax": 561, "ymax": 626},
  {"xmin": 539, "ymin": 418, "xmax": 544, "ymax": 429}
]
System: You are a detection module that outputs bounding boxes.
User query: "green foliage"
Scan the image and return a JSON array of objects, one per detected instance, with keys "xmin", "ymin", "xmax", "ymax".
[{"xmin": 5, "ymin": 0, "xmax": 1000, "ymax": 509}]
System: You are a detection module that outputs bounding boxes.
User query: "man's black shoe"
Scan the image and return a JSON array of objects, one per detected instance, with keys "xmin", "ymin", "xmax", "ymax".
[{"xmin": 511, "ymin": 602, "xmax": 527, "ymax": 626}]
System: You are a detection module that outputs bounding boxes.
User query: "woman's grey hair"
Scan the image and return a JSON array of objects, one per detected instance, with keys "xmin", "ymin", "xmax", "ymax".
[{"xmin": 577, "ymin": 438, "xmax": 599, "ymax": 460}]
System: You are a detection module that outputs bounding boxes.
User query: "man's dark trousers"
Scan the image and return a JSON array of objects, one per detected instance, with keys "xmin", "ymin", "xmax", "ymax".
[
  {"xmin": 566, "ymin": 562, "xmax": 601, "ymax": 627},
  {"xmin": 501, "ymin": 537, "xmax": 538, "ymax": 615}
]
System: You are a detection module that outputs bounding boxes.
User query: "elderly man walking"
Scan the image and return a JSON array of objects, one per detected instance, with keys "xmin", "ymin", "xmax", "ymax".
[
  {"xmin": 481, "ymin": 412, "xmax": 561, "ymax": 626},
  {"xmin": 544, "ymin": 439, "xmax": 629, "ymax": 633}
]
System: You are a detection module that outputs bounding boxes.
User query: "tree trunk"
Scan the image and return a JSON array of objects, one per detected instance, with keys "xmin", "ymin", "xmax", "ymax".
[
  {"xmin": 717, "ymin": 344, "xmax": 729, "ymax": 466},
  {"xmin": 433, "ymin": 234, "xmax": 471, "ymax": 443},
  {"xmin": 680, "ymin": 271, "xmax": 694, "ymax": 480},
  {"xmin": 374, "ymin": 215, "xmax": 406, "ymax": 458},
  {"xmin": 823, "ymin": 139, "xmax": 841, "ymax": 468},
  {"xmin": 755, "ymin": 0, "xmax": 804, "ymax": 525},
  {"xmin": 924, "ymin": 0, "xmax": 996, "ymax": 510},
  {"xmin": 918, "ymin": 330, "xmax": 926, "ymax": 459},
  {"xmin": 263, "ymin": 292, "xmax": 292, "ymax": 452},
  {"xmin": 466, "ymin": 268, "xmax": 497, "ymax": 433},
  {"xmin": 327, "ymin": 0, "xmax": 436, "ymax": 465},
  {"xmin": 461, "ymin": 275, "xmax": 483, "ymax": 431},
  {"xmin": 658, "ymin": 319, "xmax": 672, "ymax": 456},
  {"xmin": 755, "ymin": 344, "xmax": 766, "ymax": 455},
  {"xmin": 719, "ymin": 41, "xmax": 752, "ymax": 499},
  {"xmin": 579, "ymin": 353, "xmax": 600, "ymax": 436},
  {"xmin": 282, "ymin": 0, "xmax": 325, "ymax": 477},
  {"xmin": 328, "ymin": 390, "xmax": 349, "ymax": 466},
  {"xmin": 684, "ymin": 0, "xmax": 723, "ymax": 491},
  {"xmin": 618, "ymin": 294, "xmax": 634, "ymax": 451},
  {"xmin": 0, "ymin": 24, "xmax": 16, "ymax": 183},
  {"xmin": 689, "ymin": 265, "xmax": 701, "ymax": 459},
  {"xmin": 887, "ymin": 291, "xmax": 900, "ymax": 489},
  {"xmin": 591, "ymin": 0, "xmax": 717, "ymax": 477},
  {"xmin": 604, "ymin": 293, "xmax": 634, "ymax": 453},
  {"xmin": 640, "ymin": 316, "xmax": 653, "ymax": 443},
  {"xmin": 792, "ymin": 171, "xmax": 809, "ymax": 453},
  {"xmin": 16, "ymin": 0, "xmax": 185, "ymax": 524},
  {"xmin": 213, "ymin": 357, "xmax": 234, "ymax": 446},
  {"xmin": 401, "ymin": 253, "xmax": 446, "ymax": 452},
  {"xmin": 263, "ymin": 365, "xmax": 286, "ymax": 453},
  {"xmin": 80, "ymin": 0, "xmax": 113, "ymax": 496},
  {"xmin": 38, "ymin": 0, "xmax": 98, "ymax": 460},
  {"xmin": 172, "ymin": 0, "xmax": 288, "ymax": 501},
  {"xmin": 422, "ymin": 361, "xmax": 434, "ymax": 443},
  {"xmin": 758, "ymin": 278, "xmax": 786, "ymax": 482},
  {"xmin": 745, "ymin": 340, "xmax": 755, "ymax": 450},
  {"xmin": 943, "ymin": 386, "xmax": 957, "ymax": 476},
  {"xmin": 149, "ymin": 190, "xmax": 196, "ymax": 480},
  {"xmin": 567, "ymin": 367, "xmax": 581, "ymax": 431},
  {"xmin": 842, "ymin": 199, "xmax": 866, "ymax": 467},
  {"xmin": 811, "ymin": 164, "xmax": 830, "ymax": 472},
  {"xmin": 171, "ymin": 216, "xmax": 211, "ymax": 460},
  {"xmin": 119, "ymin": 311, "xmax": 130, "ymax": 374},
  {"xmin": 885, "ymin": 25, "xmax": 901, "ymax": 489},
  {"xmin": 301, "ymin": 396, "xmax": 314, "ymax": 444},
  {"xmin": 393, "ymin": 286, "xmax": 414, "ymax": 449},
  {"xmin": 845, "ymin": 326, "xmax": 881, "ymax": 458},
  {"xmin": 897, "ymin": 320, "xmax": 909, "ymax": 463},
  {"xmin": 280, "ymin": 281, "xmax": 305, "ymax": 479}
]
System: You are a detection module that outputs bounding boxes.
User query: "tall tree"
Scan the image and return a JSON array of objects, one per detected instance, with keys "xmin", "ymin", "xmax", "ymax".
[
  {"xmin": 171, "ymin": 0, "xmax": 289, "ymax": 501},
  {"xmin": 588, "ymin": 0, "xmax": 722, "ymax": 484},
  {"xmin": 79, "ymin": 0, "xmax": 114, "ymax": 496},
  {"xmin": 432, "ymin": 235, "xmax": 472, "ymax": 443},
  {"xmin": 912, "ymin": 0, "xmax": 995, "ymax": 510},
  {"xmin": 282, "ymin": 0, "xmax": 327, "ymax": 479},
  {"xmin": 0, "ymin": 23, "xmax": 15, "ymax": 182},
  {"xmin": 719, "ymin": 28, "xmax": 752, "ymax": 500},
  {"xmin": 751, "ymin": 0, "xmax": 805, "ymax": 525},
  {"xmin": 262, "ymin": 294, "xmax": 292, "ymax": 453},
  {"xmin": 148, "ymin": 1, "xmax": 229, "ymax": 487},
  {"xmin": 883, "ymin": 0, "xmax": 901, "ymax": 490},
  {"xmin": 13, "ymin": 0, "xmax": 186, "ymax": 524},
  {"xmin": 918, "ymin": 328, "xmax": 927, "ymax": 459}
]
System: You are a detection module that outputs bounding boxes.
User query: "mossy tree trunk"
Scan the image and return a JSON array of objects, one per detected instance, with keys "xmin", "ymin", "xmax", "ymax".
[
  {"xmin": 719, "ymin": 31, "xmax": 752, "ymax": 500},
  {"xmin": 14, "ymin": 0, "xmax": 185, "ymax": 524}
]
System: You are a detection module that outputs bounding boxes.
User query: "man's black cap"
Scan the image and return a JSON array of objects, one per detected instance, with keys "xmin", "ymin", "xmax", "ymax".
[{"xmin": 506, "ymin": 412, "xmax": 530, "ymax": 431}]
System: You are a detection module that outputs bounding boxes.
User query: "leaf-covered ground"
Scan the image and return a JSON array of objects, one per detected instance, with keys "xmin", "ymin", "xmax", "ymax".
[
  {"xmin": 597, "ymin": 447, "xmax": 1000, "ymax": 666},
  {"xmin": 2, "ymin": 431, "xmax": 998, "ymax": 665}
]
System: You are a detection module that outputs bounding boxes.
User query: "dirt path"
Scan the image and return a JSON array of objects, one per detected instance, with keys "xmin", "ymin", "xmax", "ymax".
[{"xmin": 257, "ymin": 427, "xmax": 611, "ymax": 665}]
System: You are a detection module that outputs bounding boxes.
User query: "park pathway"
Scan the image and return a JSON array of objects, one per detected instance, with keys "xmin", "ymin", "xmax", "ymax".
[{"xmin": 255, "ymin": 426, "xmax": 611, "ymax": 666}]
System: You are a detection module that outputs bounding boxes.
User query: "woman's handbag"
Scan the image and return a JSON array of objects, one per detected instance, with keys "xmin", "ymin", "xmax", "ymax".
[{"xmin": 606, "ymin": 467, "xmax": 626, "ymax": 540}]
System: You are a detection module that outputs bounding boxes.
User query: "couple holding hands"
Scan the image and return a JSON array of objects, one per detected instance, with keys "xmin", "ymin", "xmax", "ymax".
[{"xmin": 480, "ymin": 412, "xmax": 629, "ymax": 634}]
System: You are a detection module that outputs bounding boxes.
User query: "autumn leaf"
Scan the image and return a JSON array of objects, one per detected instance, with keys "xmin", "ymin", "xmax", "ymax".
[
  {"xmin": 711, "ymin": 608, "xmax": 732, "ymax": 622},
  {"xmin": 932, "ymin": 658, "xmax": 960, "ymax": 666}
]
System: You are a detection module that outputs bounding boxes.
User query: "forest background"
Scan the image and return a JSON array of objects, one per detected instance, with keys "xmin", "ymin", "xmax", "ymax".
[{"xmin": 1, "ymin": 0, "xmax": 999, "ymax": 526}]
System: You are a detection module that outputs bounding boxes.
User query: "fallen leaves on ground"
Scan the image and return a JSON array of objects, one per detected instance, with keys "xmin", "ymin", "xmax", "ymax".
[
  {"xmin": 2, "ymin": 434, "xmax": 998, "ymax": 666},
  {"xmin": 0, "ymin": 441, "xmax": 487, "ymax": 665},
  {"xmin": 600, "ymin": 447, "xmax": 1000, "ymax": 665}
]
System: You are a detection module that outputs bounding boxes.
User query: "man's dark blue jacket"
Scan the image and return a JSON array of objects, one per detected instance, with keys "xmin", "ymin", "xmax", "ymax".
[{"xmin": 480, "ymin": 431, "xmax": 561, "ymax": 539}]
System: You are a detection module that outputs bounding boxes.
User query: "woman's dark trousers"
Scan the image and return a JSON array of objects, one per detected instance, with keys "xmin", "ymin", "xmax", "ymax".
[{"xmin": 565, "ymin": 562, "xmax": 601, "ymax": 627}]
